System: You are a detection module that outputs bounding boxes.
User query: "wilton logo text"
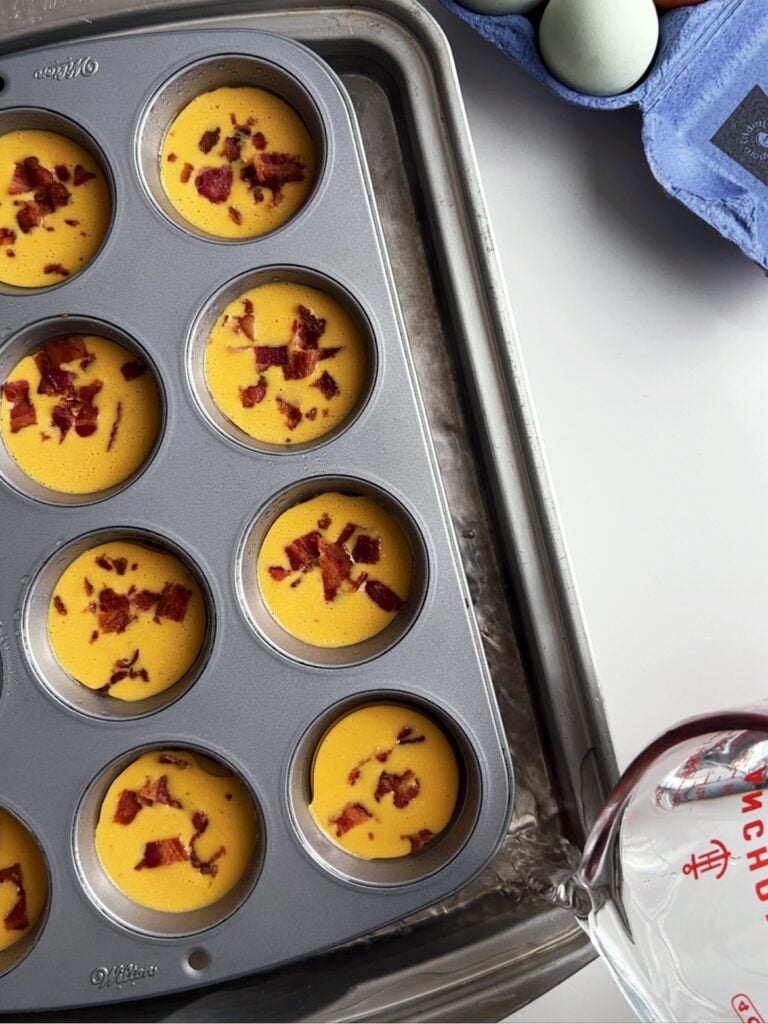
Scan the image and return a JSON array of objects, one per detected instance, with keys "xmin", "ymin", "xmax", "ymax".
[
  {"xmin": 90, "ymin": 963, "xmax": 158, "ymax": 991},
  {"xmin": 33, "ymin": 56, "xmax": 99, "ymax": 81}
]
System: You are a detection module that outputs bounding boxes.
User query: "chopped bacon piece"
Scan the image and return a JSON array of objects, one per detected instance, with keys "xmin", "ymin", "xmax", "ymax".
[
  {"xmin": 0, "ymin": 863, "xmax": 28, "ymax": 932},
  {"xmin": 195, "ymin": 165, "xmax": 232, "ymax": 203},
  {"xmin": 138, "ymin": 775, "xmax": 181, "ymax": 809},
  {"xmin": 240, "ymin": 376, "xmax": 267, "ymax": 407},
  {"xmin": 189, "ymin": 810, "xmax": 226, "ymax": 876},
  {"xmin": 65, "ymin": 219, "xmax": 80, "ymax": 227},
  {"xmin": 318, "ymin": 513, "xmax": 331, "ymax": 530},
  {"xmin": 75, "ymin": 380, "xmax": 102, "ymax": 436},
  {"xmin": 348, "ymin": 767, "xmax": 361, "ymax": 785},
  {"xmin": 36, "ymin": 180, "xmax": 70, "ymax": 211},
  {"xmin": 23, "ymin": 157, "xmax": 54, "ymax": 188},
  {"xmin": 158, "ymin": 753, "xmax": 190, "ymax": 768},
  {"xmin": 404, "ymin": 829, "xmax": 433, "ymax": 853},
  {"xmin": 306, "ymin": 407, "xmax": 317, "ymax": 421},
  {"xmin": 3, "ymin": 380, "xmax": 37, "ymax": 433},
  {"xmin": 55, "ymin": 164, "xmax": 70, "ymax": 181},
  {"xmin": 112, "ymin": 556, "xmax": 128, "ymax": 576},
  {"xmin": 235, "ymin": 313, "xmax": 255, "ymax": 340},
  {"xmin": 252, "ymin": 131, "xmax": 267, "ymax": 150},
  {"xmin": 114, "ymin": 789, "xmax": 142, "ymax": 825},
  {"xmin": 98, "ymin": 588, "xmax": 132, "ymax": 634},
  {"xmin": 116, "ymin": 649, "xmax": 139, "ymax": 670},
  {"xmin": 276, "ymin": 395, "xmax": 301, "ymax": 430},
  {"xmin": 84, "ymin": 577, "xmax": 94, "ymax": 596},
  {"xmin": 135, "ymin": 837, "xmax": 188, "ymax": 870},
  {"xmin": 352, "ymin": 535, "xmax": 380, "ymax": 564},
  {"xmin": 132, "ymin": 589, "xmax": 161, "ymax": 611},
  {"xmin": 167, "ymin": 153, "xmax": 177, "ymax": 163},
  {"xmin": 365, "ymin": 580, "xmax": 405, "ymax": 613},
  {"xmin": 9, "ymin": 162, "xmax": 33, "ymax": 194},
  {"xmin": 43, "ymin": 263, "xmax": 70, "ymax": 277},
  {"xmin": 317, "ymin": 537, "xmax": 352, "ymax": 602},
  {"xmin": 243, "ymin": 298, "xmax": 254, "ymax": 315},
  {"xmin": 222, "ymin": 136, "xmax": 242, "ymax": 162},
  {"xmin": 375, "ymin": 750, "xmax": 389, "ymax": 763},
  {"xmin": 107, "ymin": 401, "xmax": 122, "ymax": 452},
  {"xmin": 96, "ymin": 554, "xmax": 113, "ymax": 571},
  {"xmin": 397, "ymin": 726, "xmax": 426, "ymax": 745},
  {"xmin": 351, "ymin": 571, "xmax": 369, "ymax": 591},
  {"xmin": 53, "ymin": 594, "xmax": 67, "ymax": 615},
  {"xmin": 253, "ymin": 151, "xmax": 305, "ymax": 207},
  {"xmin": 268, "ymin": 566, "xmax": 291, "ymax": 582},
  {"xmin": 16, "ymin": 201, "xmax": 44, "ymax": 233},
  {"xmin": 42, "ymin": 335, "xmax": 89, "ymax": 368},
  {"xmin": 329, "ymin": 802, "xmax": 372, "ymax": 838},
  {"xmin": 293, "ymin": 305, "xmax": 326, "ymax": 348},
  {"xmin": 120, "ymin": 361, "xmax": 147, "ymax": 381},
  {"xmin": 312, "ymin": 370, "xmax": 339, "ymax": 400},
  {"xmin": 336, "ymin": 522, "xmax": 357, "ymax": 547},
  {"xmin": 0, "ymin": 228, "xmax": 15, "ymax": 246},
  {"xmin": 228, "ymin": 205, "xmax": 243, "ymax": 226},
  {"xmin": 319, "ymin": 347, "xmax": 341, "ymax": 361},
  {"xmin": 199, "ymin": 128, "xmax": 221, "ymax": 154},
  {"xmin": 90, "ymin": 630, "xmax": 99, "ymax": 643},
  {"xmin": 290, "ymin": 577, "xmax": 302, "ymax": 588},
  {"xmin": 51, "ymin": 402, "xmax": 73, "ymax": 442},
  {"xmin": 375, "ymin": 769, "xmax": 420, "ymax": 809},
  {"xmin": 35, "ymin": 355, "xmax": 74, "ymax": 397},
  {"xmin": 254, "ymin": 345, "xmax": 287, "ymax": 371},
  {"xmin": 156, "ymin": 582, "xmax": 193, "ymax": 622},
  {"xmin": 180, "ymin": 162, "xmax": 193, "ymax": 184},
  {"xmin": 73, "ymin": 164, "xmax": 96, "ymax": 186},
  {"xmin": 285, "ymin": 531, "xmax": 321, "ymax": 571},
  {"xmin": 283, "ymin": 348, "xmax": 319, "ymax": 381}
]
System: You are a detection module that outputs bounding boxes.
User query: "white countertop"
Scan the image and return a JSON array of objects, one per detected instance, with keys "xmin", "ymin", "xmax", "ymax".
[{"xmin": 424, "ymin": 1, "xmax": 768, "ymax": 1018}]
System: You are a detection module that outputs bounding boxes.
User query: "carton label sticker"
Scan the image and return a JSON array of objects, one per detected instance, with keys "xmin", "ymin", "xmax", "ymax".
[{"xmin": 712, "ymin": 85, "xmax": 768, "ymax": 187}]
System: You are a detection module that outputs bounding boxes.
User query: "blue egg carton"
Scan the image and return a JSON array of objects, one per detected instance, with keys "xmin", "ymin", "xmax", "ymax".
[{"xmin": 441, "ymin": 0, "xmax": 768, "ymax": 271}]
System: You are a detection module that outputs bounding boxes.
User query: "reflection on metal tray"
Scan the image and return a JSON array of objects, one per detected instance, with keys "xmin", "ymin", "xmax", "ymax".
[{"xmin": 0, "ymin": 1, "xmax": 618, "ymax": 1019}]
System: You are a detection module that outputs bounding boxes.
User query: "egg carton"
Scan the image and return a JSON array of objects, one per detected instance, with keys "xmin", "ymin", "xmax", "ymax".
[
  {"xmin": 0, "ymin": 28, "xmax": 514, "ymax": 1013},
  {"xmin": 442, "ymin": 0, "xmax": 768, "ymax": 271}
]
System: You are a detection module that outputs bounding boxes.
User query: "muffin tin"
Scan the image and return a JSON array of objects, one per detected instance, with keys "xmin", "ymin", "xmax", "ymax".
[{"xmin": 0, "ymin": 27, "xmax": 514, "ymax": 1012}]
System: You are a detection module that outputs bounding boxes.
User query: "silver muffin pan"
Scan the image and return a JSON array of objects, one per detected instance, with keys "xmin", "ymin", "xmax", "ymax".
[{"xmin": 0, "ymin": 28, "xmax": 514, "ymax": 1012}]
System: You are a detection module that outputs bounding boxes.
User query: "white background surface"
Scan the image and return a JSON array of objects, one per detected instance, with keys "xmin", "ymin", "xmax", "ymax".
[{"xmin": 424, "ymin": 1, "xmax": 768, "ymax": 1019}]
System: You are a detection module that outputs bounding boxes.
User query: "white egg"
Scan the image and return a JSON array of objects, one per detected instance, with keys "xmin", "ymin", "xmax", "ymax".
[
  {"xmin": 538, "ymin": 0, "xmax": 659, "ymax": 97},
  {"xmin": 459, "ymin": 0, "xmax": 542, "ymax": 14}
]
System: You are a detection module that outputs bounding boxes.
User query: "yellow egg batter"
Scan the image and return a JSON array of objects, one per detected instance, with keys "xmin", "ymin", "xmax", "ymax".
[
  {"xmin": 206, "ymin": 283, "xmax": 366, "ymax": 445},
  {"xmin": 160, "ymin": 86, "xmax": 314, "ymax": 238},
  {"xmin": 309, "ymin": 705, "xmax": 459, "ymax": 859},
  {"xmin": 257, "ymin": 492, "xmax": 412, "ymax": 648},
  {"xmin": 95, "ymin": 750, "xmax": 257, "ymax": 912},
  {"xmin": 1, "ymin": 335, "xmax": 161, "ymax": 495},
  {"xmin": 48, "ymin": 541, "xmax": 206, "ymax": 702},
  {"xmin": 0, "ymin": 129, "xmax": 109, "ymax": 288},
  {"xmin": 0, "ymin": 808, "xmax": 47, "ymax": 952}
]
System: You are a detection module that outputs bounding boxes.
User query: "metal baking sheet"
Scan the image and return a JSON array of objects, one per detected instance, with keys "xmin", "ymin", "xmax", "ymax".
[{"xmin": 0, "ymin": 1, "xmax": 618, "ymax": 1020}]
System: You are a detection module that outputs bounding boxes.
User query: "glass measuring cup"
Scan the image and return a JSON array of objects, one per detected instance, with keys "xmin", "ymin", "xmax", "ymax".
[{"xmin": 566, "ymin": 707, "xmax": 768, "ymax": 1023}]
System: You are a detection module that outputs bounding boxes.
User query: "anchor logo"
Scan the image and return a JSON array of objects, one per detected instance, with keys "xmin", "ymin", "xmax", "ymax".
[{"xmin": 682, "ymin": 838, "xmax": 732, "ymax": 881}]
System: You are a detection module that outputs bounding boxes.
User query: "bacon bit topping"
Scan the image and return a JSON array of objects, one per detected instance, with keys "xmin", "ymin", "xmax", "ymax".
[
  {"xmin": 75, "ymin": 381, "xmax": 102, "ymax": 436},
  {"xmin": 3, "ymin": 380, "xmax": 37, "ymax": 433},
  {"xmin": 252, "ymin": 131, "xmax": 267, "ymax": 150},
  {"xmin": 50, "ymin": 403, "xmax": 73, "ymax": 442},
  {"xmin": 228, "ymin": 205, "xmax": 243, "ymax": 226},
  {"xmin": 375, "ymin": 750, "xmax": 389, "ymax": 763},
  {"xmin": 351, "ymin": 572, "xmax": 369, "ymax": 592},
  {"xmin": 222, "ymin": 136, "xmax": 242, "ymax": 163},
  {"xmin": 320, "ymin": 348, "xmax": 342, "ymax": 363},
  {"xmin": 112, "ymin": 557, "xmax": 128, "ymax": 576},
  {"xmin": 36, "ymin": 180, "xmax": 70, "ymax": 212},
  {"xmin": 158, "ymin": 753, "xmax": 190, "ymax": 768},
  {"xmin": 283, "ymin": 348, "xmax": 319, "ymax": 381},
  {"xmin": 53, "ymin": 594, "xmax": 67, "ymax": 615},
  {"xmin": 180, "ymin": 162, "xmax": 193, "ymax": 184},
  {"xmin": 156, "ymin": 582, "xmax": 192, "ymax": 622},
  {"xmin": 0, "ymin": 863, "xmax": 28, "ymax": 932},
  {"xmin": 285, "ymin": 531, "xmax": 321, "ymax": 571},
  {"xmin": 293, "ymin": 305, "xmax": 326, "ymax": 348},
  {"xmin": 397, "ymin": 726, "xmax": 426, "ymax": 744},
  {"xmin": 40, "ymin": 431, "xmax": 51, "ymax": 440},
  {"xmin": 9, "ymin": 162, "xmax": 33, "ymax": 194},
  {"xmin": 277, "ymin": 395, "xmax": 301, "ymax": 430},
  {"xmin": 0, "ymin": 228, "xmax": 15, "ymax": 246},
  {"xmin": 318, "ymin": 512, "xmax": 331, "ymax": 530},
  {"xmin": 54, "ymin": 164, "xmax": 70, "ymax": 181},
  {"xmin": 120, "ymin": 361, "xmax": 147, "ymax": 381},
  {"xmin": 317, "ymin": 537, "xmax": 352, "ymax": 601},
  {"xmin": 73, "ymin": 164, "xmax": 96, "ymax": 186},
  {"xmin": 84, "ymin": 577, "xmax": 94, "ymax": 595},
  {"xmin": 336, "ymin": 522, "xmax": 357, "ymax": 547},
  {"xmin": 240, "ymin": 376, "xmax": 267, "ymax": 407},
  {"xmin": 43, "ymin": 335, "xmax": 89, "ymax": 368},
  {"xmin": 113, "ymin": 789, "xmax": 142, "ymax": 825},
  {"xmin": 96, "ymin": 554, "xmax": 113, "ymax": 571},
  {"xmin": 132, "ymin": 589, "xmax": 161, "ymax": 611},
  {"xmin": 330, "ymin": 802, "xmax": 372, "ymax": 838},
  {"xmin": 195, "ymin": 165, "xmax": 232, "ymax": 203},
  {"xmin": 35, "ymin": 356, "xmax": 74, "ymax": 398},
  {"xmin": 116, "ymin": 649, "xmax": 139, "ymax": 670},
  {"xmin": 375, "ymin": 769, "xmax": 420, "ymax": 809},
  {"xmin": 90, "ymin": 630, "xmax": 99, "ymax": 643},
  {"xmin": 199, "ymin": 128, "xmax": 221, "ymax": 154},
  {"xmin": 352, "ymin": 535, "xmax": 380, "ymax": 564},
  {"xmin": 24, "ymin": 156, "xmax": 55, "ymax": 188},
  {"xmin": 365, "ymin": 579, "xmax": 405, "ymax": 613},
  {"xmin": 43, "ymin": 263, "xmax": 70, "ymax": 277},
  {"xmin": 348, "ymin": 767, "xmax": 361, "ymax": 785},
  {"xmin": 16, "ymin": 201, "xmax": 44, "ymax": 234},
  {"xmin": 404, "ymin": 829, "xmax": 433, "ymax": 853},
  {"xmin": 235, "ymin": 313, "xmax": 255, "ymax": 340},
  {"xmin": 268, "ymin": 565, "xmax": 291, "ymax": 582},
  {"xmin": 107, "ymin": 401, "xmax": 122, "ymax": 451},
  {"xmin": 98, "ymin": 588, "xmax": 132, "ymax": 634},
  {"xmin": 290, "ymin": 577, "xmax": 302, "ymax": 588},
  {"xmin": 312, "ymin": 370, "xmax": 339, "ymax": 400},
  {"xmin": 254, "ymin": 345, "xmax": 287, "ymax": 371},
  {"xmin": 253, "ymin": 151, "xmax": 305, "ymax": 207},
  {"xmin": 135, "ymin": 837, "xmax": 188, "ymax": 870},
  {"xmin": 189, "ymin": 810, "xmax": 226, "ymax": 876},
  {"xmin": 166, "ymin": 153, "xmax": 177, "ymax": 163},
  {"xmin": 6, "ymin": 251, "xmax": 15, "ymax": 258},
  {"xmin": 138, "ymin": 775, "xmax": 181, "ymax": 808},
  {"xmin": 64, "ymin": 218, "xmax": 79, "ymax": 227}
]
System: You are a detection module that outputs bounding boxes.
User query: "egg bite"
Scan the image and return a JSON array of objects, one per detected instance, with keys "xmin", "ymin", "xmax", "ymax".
[
  {"xmin": 95, "ymin": 750, "xmax": 258, "ymax": 913},
  {"xmin": 0, "ymin": 808, "xmax": 47, "ymax": 952},
  {"xmin": 0, "ymin": 130, "xmax": 109, "ymax": 288},
  {"xmin": 309, "ymin": 705, "xmax": 460, "ymax": 859},
  {"xmin": 160, "ymin": 85, "xmax": 314, "ymax": 238},
  {"xmin": 47, "ymin": 541, "xmax": 206, "ymax": 702},
  {"xmin": 1, "ymin": 334, "xmax": 161, "ymax": 495},
  {"xmin": 205, "ymin": 283, "xmax": 367, "ymax": 446},
  {"xmin": 257, "ymin": 492, "xmax": 412, "ymax": 648}
]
